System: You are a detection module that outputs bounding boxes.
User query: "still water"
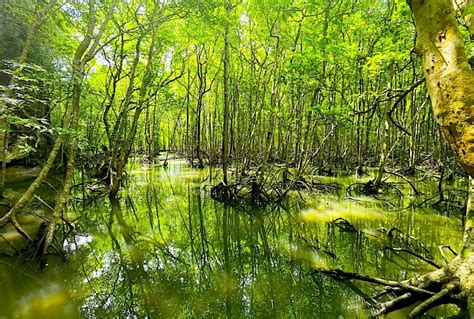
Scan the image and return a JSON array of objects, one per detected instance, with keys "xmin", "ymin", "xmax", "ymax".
[{"xmin": 0, "ymin": 160, "xmax": 465, "ymax": 318}]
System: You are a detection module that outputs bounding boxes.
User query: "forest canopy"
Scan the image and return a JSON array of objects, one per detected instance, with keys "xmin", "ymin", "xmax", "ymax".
[{"xmin": 0, "ymin": 0, "xmax": 474, "ymax": 318}]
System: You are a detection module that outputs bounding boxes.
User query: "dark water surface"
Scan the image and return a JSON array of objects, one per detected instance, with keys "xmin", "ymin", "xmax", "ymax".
[{"xmin": 0, "ymin": 160, "xmax": 464, "ymax": 318}]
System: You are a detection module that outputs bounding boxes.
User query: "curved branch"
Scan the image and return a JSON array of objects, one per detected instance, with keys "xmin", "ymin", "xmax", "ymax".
[{"xmin": 387, "ymin": 78, "xmax": 425, "ymax": 136}]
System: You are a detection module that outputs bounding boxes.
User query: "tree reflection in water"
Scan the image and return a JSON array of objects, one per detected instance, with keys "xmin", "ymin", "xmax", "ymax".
[{"xmin": 0, "ymin": 160, "xmax": 464, "ymax": 318}]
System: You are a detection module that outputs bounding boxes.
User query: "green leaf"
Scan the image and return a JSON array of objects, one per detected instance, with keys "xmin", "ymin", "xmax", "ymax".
[{"xmin": 463, "ymin": 5, "xmax": 474, "ymax": 16}]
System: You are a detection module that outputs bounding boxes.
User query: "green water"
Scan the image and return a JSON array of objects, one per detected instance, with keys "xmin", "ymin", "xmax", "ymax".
[{"xmin": 0, "ymin": 160, "xmax": 465, "ymax": 318}]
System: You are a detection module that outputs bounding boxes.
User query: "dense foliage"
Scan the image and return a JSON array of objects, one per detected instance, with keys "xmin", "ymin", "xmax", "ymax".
[
  {"xmin": 3, "ymin": 0, "xmax": 470, "ymax": 178},
  {"xmin": 1, "ymin": 0, "xmax": 474, "ymax": 317}
]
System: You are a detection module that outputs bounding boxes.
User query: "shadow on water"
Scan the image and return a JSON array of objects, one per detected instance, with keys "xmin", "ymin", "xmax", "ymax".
[{"xmin": 0, "ymin": 160, "xmax": 465, "ymax": 318}]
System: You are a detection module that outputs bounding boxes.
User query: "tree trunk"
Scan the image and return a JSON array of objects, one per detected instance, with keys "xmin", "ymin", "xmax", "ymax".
[
  {"xmin": 384, "ymin": 0, "xmax": 474, "ymax": 314},
  {"xmin": 42, "ymin": 0, "xmax": 115, "ymax": 256},
  {"xmin": 409, "ymin": 0, "xmax": 474, "ymax": 240},
  {"xmin": 222, "ymin": 0, "xmax": 231, "ymax": 184},
  {"xmin": 409, "ymin": 0, "xmax": 474, "ymax": 177},
  {"xmin": 326, "ymin": 2, "xmax": 474, "ymax": 317}
]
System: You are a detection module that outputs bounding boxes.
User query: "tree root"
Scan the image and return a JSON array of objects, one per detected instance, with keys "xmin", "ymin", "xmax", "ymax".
[
  {"xmin": 346, "ymin": 180, "xmax": 403, "ymax": 200},
  {"xmin": 211, "ymin": 175, "xmax": 343, "ymax": 207},
  {"xmin": 315, "ymin": 269, "xmax": 436, "ymax": 296},
  {"xmin": 210, "ymin": 182, "xmax": 239, "ymax": 204},
  {"xmin": 439, "ymin": 245, "xmax": 458, "ymax": 264},
  {"xmin": 387, "ymin": 227, "xmax": 433, "ymax": 259},
  {"xmin": 384, "ymin": 170, "xmax": 422, "ymax": 195},
  {"xmin": 408, "ymin": 283, "xmax": 456, "ymax": 318},
  {"xmin": 331, "ymin": 217, "xmax": 358, "ymax": 232},
  {"xmin": 274, "ymin": 174, "xmax": 342, "ymax": 199},
  {"xmin": 314, "ymin": 254, "xmax": 473, "ymax": 318},
  {"xmin": 383, "ymin": 246, "xmax": 441, "ymax": 269}
]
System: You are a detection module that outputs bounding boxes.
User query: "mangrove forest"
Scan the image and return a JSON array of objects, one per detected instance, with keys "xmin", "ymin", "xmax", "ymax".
[{"xmin": 0, "ymin": 0, "xmax": 474, "ymax": 317}]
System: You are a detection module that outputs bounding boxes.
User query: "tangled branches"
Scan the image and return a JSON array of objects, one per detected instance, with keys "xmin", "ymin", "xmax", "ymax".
[{"xmin": 211, "ymin": 172, "xmax": 342, "ymax": 207}]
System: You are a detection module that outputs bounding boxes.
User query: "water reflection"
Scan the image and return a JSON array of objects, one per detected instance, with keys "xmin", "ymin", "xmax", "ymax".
[{"xmin": 0, "ymin": 160, "xmax": 465, "ymax": 318}]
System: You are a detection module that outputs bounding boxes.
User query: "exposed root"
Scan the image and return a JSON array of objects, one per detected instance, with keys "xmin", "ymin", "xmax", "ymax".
[
  {"xmin": 274, "ymin": 176, "xmax": 341, "ymax": 195},
  {"xmin": 315, "ymin": 269, "xmax": 436, "ymax": 296},
  {"xmin": 313, "ymin": 255, "xmax": 472, "ymax": 318},
  {"xmin": 384, "ymin": 170, "xmax": 422, "ymax": 195},
  {"xmin": 383, "ymin": 246, "xmax": 441, "ymax": 269},
  {"xmin": 331, "ymin": 217, "xmax": 358, "ymax": 232},
  {"xmin": 439, "ymin": 245, "xmax": 458, "ymax": 264},
  {"xmin": 72, "ymin": 180, "xmax": 108, "ymax": 205},
  {"xmin": 408, "ymin": 283, "xmax": 457, "ymax": 318},
  {"xmin": 210, "ymin": 182, "xmax": 238, "ymax": 203},
  {"xmin": 346, "ymin": 180, "xmax": 403, "ymax": 201},
  {"xmin": 319, "ymin": 215, "xmax": 471, "ymax": 317},
  {"xmin": 387, "ymin": 227, "xmax": 433, "ymax": 259},
  {"xmin": 210, "ymin": 178, "xmax": 271, "ymax": 207},
  {"xmin": 140, "ymin": 154, "xmax": 154, "ymax": 165},
  {"xmin": 211, "ymin": 173, "xmax": 342, "ymax": 207}
]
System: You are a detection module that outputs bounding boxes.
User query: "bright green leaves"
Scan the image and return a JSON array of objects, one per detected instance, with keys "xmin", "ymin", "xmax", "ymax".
[
  {"xmin": 463, "ymin": 4, "xmax": 474, "ymax": 17},
  {"xmin": 0, "ymin": 60, "xmax": 51, "ymax": 111}
]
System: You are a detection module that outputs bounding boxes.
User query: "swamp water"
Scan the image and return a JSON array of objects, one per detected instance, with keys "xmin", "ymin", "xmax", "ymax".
[{"xmin": 0, "ymin": 160, "xmax": 465, "ymax": 318}]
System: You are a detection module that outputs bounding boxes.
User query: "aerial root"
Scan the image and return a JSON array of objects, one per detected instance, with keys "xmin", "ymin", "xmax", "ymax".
[{"xmin": 12, "ymin": 214, "xmax": 32, "ymax": 241}]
